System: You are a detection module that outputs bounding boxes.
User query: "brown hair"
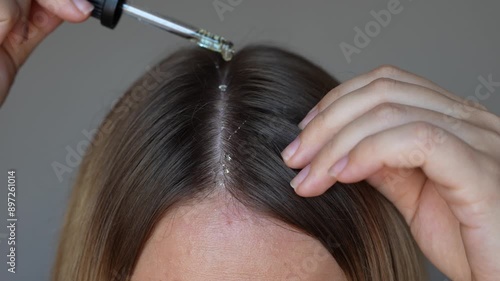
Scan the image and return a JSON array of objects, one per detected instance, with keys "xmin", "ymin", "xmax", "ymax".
[{"xmin": 52, "ymin": 45, "xmax": 426, "ymax": 281}]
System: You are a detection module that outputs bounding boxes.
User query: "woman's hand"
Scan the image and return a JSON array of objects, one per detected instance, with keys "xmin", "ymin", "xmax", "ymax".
[
  {"xmin": 282, "ymin": 65, "xmax": 500, "ymax": 281},
  {"xmin": 0, "ymin": 0, "xmax": 93, "ymax": 106}
]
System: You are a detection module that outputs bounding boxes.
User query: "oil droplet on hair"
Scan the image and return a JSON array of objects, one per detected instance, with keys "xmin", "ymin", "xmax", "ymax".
[
  {"xmin": 225, "ymin": 154, "xmax": 232, "ymax": 161},
  {"xmin": 219, "ymin": 84, "xmax": 227, "ymax": 92}
]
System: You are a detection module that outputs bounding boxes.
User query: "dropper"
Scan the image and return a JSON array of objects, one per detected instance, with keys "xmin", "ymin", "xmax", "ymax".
[{"xmin": 87, "ymin": 0, "xmax": 235, "ymax": 61}]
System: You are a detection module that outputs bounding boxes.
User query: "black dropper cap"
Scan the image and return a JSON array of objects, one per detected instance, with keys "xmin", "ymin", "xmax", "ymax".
[{"xmin": 88, "ymin": 0, "xmax": 126, "ymax": 29}]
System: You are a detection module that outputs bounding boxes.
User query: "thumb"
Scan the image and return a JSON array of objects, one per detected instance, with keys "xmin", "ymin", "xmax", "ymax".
[{"xmin": 36, "ymin": 0, "xmax": 94, "ymax": 23}]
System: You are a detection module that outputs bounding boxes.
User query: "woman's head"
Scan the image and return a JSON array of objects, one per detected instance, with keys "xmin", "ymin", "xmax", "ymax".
[{"xmin": 53, "ymin": 46, "xmax": 425, "ymax": 281}]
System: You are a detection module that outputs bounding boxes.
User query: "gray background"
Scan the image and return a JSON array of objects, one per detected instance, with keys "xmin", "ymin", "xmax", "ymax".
[{"xmin": 1, "ymin": 0, "xmax": 499, "ymax": 280}]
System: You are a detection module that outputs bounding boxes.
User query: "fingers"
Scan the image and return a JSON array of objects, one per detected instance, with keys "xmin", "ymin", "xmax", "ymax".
[
  {"xmin": 0, "ymin": 0, "xmax": 93, "ymax": 44},
  {"xmin": 342, "ymin": 123, "xmax": 500, "ymax": 280},
  {"xmin": 292, "ymin": 104, "xmax": 499, "ymax": 196},
  {"xmin": 284, "ymin": 78, "xmax": 492, "ymax": 169},
  {"xmin": 0, "ymin": 0, "xmax": 21, "ymax": 43},
  {"xmin": 298, "ymin": 65, "xmax": 487, "ymax": 129},
  {"xmin": 36, "ymin": 0, "xmax": 93, "ymax": 23},
  {"xmin": 3, "ymin": 1, "xmax": 62, "ymax": 68},
  {"xmin": 10, "ymin": 0, "xmax": 31, "ymax": 43},
  {"xmin": 361, "ymin": 166, "xmax": 427, "ymax": 224},
  {"xmin": 295, "ymin": 121, "xmax": 499, "ymax": 218},
  {"xmin": 0, "ymin": 1, "xmax": 64, "ymax": 105},
  {"xmin": 0, "ymin": 0, "xmax": 22, "ymax": 105},
  {"xmin": 290, "ymin": 101, "xmax": 496, "ymax": 197},
  {"xmin": 286, "ymin": 64, "xmax": 500, "ymax": 280},
  {"xmin": 0, "ymin": 0, "xmax": 92, "ymax": 106},
  {"xmin": 336, "ymin": 120, "xmax": 500, "ymax": 278}
]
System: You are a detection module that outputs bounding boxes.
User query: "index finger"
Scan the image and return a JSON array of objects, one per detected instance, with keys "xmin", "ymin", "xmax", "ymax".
[{"xmin": 298, "ymin": 65, "xmax": 487, "ymax": 129}]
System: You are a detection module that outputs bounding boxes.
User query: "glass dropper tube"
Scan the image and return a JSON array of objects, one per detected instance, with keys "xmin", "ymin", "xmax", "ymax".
[{"xmin": 121, "ymin": 4, "xmax": 235, "ymax": 61}]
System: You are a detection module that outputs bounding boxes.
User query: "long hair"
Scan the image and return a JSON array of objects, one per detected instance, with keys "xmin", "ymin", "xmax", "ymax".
[{"xmin": 52, "ymin": 45, "xmax": 426, "ymax": 281}]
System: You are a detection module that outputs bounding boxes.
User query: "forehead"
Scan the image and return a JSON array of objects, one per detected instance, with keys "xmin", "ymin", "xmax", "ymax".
[{"xmin": 131, "ymin": 194, "xmax": 346, "ymax": 281}]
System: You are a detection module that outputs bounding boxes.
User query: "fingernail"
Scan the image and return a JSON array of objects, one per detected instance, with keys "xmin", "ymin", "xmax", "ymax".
[
  {"xmin": 328, "ymin": 156, "xmax": 349, "ymax": 178},
  {"xmin": 298, "ymin": 106, "xmax": 319, "ymax": 129},
  {"xmin": 73, "ymin": 0, "xmax": 94, "ymax": 15},
  {"xmin": 281, "ymin": 137, "xmax": 300, "ymax": 161},
  {"xmin": 290, "ymin": 164, "xmax": 311, "ymax": 189}
]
